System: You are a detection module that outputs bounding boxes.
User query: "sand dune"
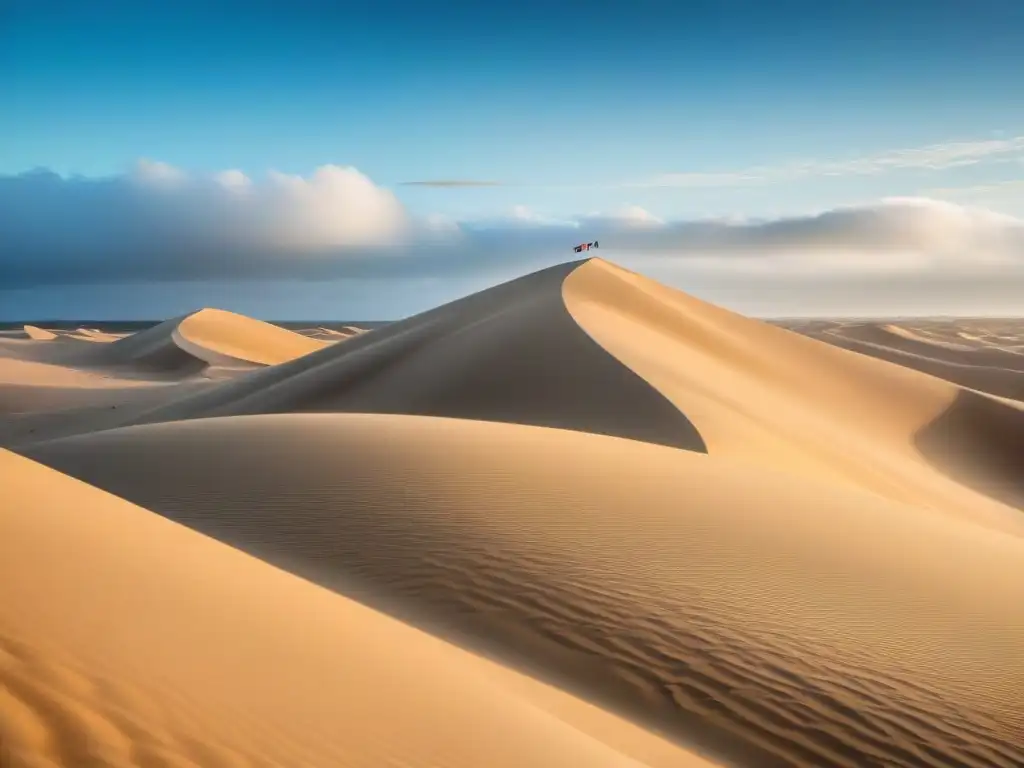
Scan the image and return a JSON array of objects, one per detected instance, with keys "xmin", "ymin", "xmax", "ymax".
[
  {"xmin": 295, "ymin": 326, "xmax": 362, "ymax": 342},
  {"xmin": 81, "ymin": 258, "xmax": 1023, "ymax": 531},
  {"xmin": 80, "ymin": 307, "xmax": 328, "ymax": 371},
  {"xmin": 0, "ymin": 446, "xmax": 712, "ymax": 768},
  {"xmin": 10, "ymin": 309, "xmax": 325, "ymax": 374},
  {"xmin": 21, "ymin": 325, "xmax": 57, "ymax": 341},
  {"xmin": 117, "ymin": 260, "xmax": 707, "ymax": 452},
  {"xmin": 780, "ymin": 319, "xmax": 1024, "ymax": 400},
  {"xmin": 63, "ymin": 327, "xmax": 121, "ymax": 342},
  {"xmin": 172, "ymin": 308, "xmax": 329, "ymax": 366},
  {"xmin": 0, "ymin": 308, "xmax": 330, "ymax": 443},
  {"xmin": 5, "ymin": 256, "xmax": 1024, "ymax": 767},
  {"xmin": 25, "ymin": 413, "xmax": 1024, "ymax": 768}
]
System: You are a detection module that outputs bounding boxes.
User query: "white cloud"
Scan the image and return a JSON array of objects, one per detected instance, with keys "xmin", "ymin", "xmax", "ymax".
[
  {"xmin": 213, "ymin": 169, "xmax": 252, "ymax": 192},
  {"xmin": 132, "ymin": 158, "xmax": 188, "ymax": 187},
  {"xmin": 0, "ymin": 162, "xmax": 411, "ymax": 288},
  {"xmin": 587, "ymin": 204, "xmax": 663, "ymax": 228},
  {"xmin": 2, "ymin": 162, "xmax": 1024, "ymax": 313}
]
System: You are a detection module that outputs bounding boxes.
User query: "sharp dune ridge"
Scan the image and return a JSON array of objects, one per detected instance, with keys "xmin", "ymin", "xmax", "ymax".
[
  {"xmin": 11, "ymin": 308, "xmax": 329, "ymax": 375},
  {"xmin": 3, "ymin": 256, "xmax": 1024, "ymax": 767},
  {"xmin": 118, "ymin": 259, "xmax": 709, "ymax": 453},
  {"xmin": 21, "ymin": 325, "xmax": 58, "ymax": 341}
]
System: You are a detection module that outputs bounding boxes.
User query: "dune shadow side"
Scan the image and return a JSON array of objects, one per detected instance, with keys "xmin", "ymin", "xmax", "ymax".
[
  {"xmin": 130, "ymin": 260, "xmax": 708, "ymax": 454},
  {"xmin": 915, "ymin": 389, "xmax": 1024, "ymax": 512}
]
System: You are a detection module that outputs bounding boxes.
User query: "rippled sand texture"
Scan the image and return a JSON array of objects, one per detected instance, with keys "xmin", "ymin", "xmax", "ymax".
[
  {"xmin": 23, "ymin": 413, "xmax": 1024, "ymax": 768},
  {"xmin": 0, "ymin": 447, "xmax": 711, "ymax": 768},
  {"xmin": 4, "ymin": 257, "xmax": 1024, "ymax": 767}
]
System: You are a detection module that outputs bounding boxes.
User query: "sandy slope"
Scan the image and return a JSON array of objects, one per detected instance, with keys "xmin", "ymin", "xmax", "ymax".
[
  {"xmin": 25, "ymin": 413, "xmax": 1024, "ymax": 768},
  {"xmin": 8, "ymin": 309, "xmax": 325, "ymax": 373},
  {"xmin": 6, "ymin": 256, "xmax": 1024, "ymax": 766},
  {"xmin": 116, "ymin": 260, "xmax": 707, "ymax": 451},
  {"xmin": 563, "ymin": 260, "xmax": 1024, "ymax": 530},
  {"xmin": 172, "ymin": 308, "xmax": 328, "ymax": 366},
  {"xmin": 73, "ymin": 258, "xmax": 1021, "ymax": 531},
  {"xmin": 0, "ymin": 309, "xmax": 331, "ymax": 444},
  {"xmin": 0, "ymin": 336, "xmax": 215, "ymax": 442},
  {"xmin": 6, "ymin": 258, "xmax": 1024, "ymax": 524},
  {"xmin": 21, "ymin": 325, "xmax": 58, "ymax": 341},
  {"xmin": 0, "ymin": 446, "xmax": 711, "ymax": 768},
  {"xmin": 780, "ymin": 319, "xmax": 1024, "ymax": 400}
]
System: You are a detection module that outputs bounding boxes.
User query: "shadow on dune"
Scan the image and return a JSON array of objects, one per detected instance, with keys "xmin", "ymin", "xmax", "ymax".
[
  {"xmin": 79, "ymin": 316, "xmax": 210, "ymax": 376},
  {"xmin": 129, "ymin": 260, "xmax": 708, "ymax": 454},
  {"xmin": 915, "ymin": 389, "xmax": 1024, "ymax": 512}
]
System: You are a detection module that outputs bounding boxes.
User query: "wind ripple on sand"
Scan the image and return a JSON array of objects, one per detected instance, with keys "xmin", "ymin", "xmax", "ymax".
[
  {"xmin": 26, "ymin": 413, "xmax": 1024, "ymax": 768},
  {"xmin": 0, "ymin": 447, "xmax": 708, "ymax": 768}
]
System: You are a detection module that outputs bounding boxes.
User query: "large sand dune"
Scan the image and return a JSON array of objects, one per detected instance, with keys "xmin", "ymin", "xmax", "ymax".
[
  {"xmin": 5, "ymin": 256, "xmax": 1024, "ymax": 767},
  {"xmin": 73, "ymin": 258, "xmax": 1024, "ymax": 530},
  {"xmin": 123, "ymin": 260, "xmax": 708, "ymax": 452},
  {"xmin": 0, "ymin": 446, "xmax": 710, "ymax": 768},
  {"xmin": 25, "ymin": 413, "xmax": 1024, "ymax": 768}
]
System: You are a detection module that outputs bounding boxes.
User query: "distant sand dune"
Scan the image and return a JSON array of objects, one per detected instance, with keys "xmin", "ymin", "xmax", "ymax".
[
  {"xmin": 124, "ymin": 260, "xmax": 708, "ymax": 453},
  {"xmin": 100, "ymin": 258, "xmax": 1024, "ymax": 534},
  {"xmin": 21, "ymin": 325, "xmax": 57, "ymax": 341},
  {"xmin": 0, "ymin": 356, "xmax": 167, "ymax": 417},
  {"xmin": 778, "ymin": 320, "xmax": 1024, "ymax": 400},
  {"xmin": 12, "ymin": 309, "xmax": 326, "ymax": 375},
  {"xmin": 25, "ymin": 413, "xmax": 1024, "ymax": 768},
  {"xmin": 0, "ymin": 447, "xmax": 710, "ymax": 768},
  {"xmin": 0, "ymin": 308, "xmax": 328, "ymax": 445},
  {"xmin": 172, "ymin": 308, "xmax": 329, "ymax": 366}
]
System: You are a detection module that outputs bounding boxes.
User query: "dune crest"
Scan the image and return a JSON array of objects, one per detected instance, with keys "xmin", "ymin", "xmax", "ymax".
[
  {"xmin": 0, "ymin": 447, "xmax": 712, "ymax": 768},
  {"xmin": 172, "ymin": 307, "xmax": 329, "ymax": 366},
  {"xmin": 21, "ymin": 325, "xmax": 57, "ymax": 341},
  {"xmin": 25, "ymin": 413, "xmax": 1024, "ymax": 768},
  {"xmin": 563, "ymin": 259, "xmax": 1024, "ymax": 531},
  {"xmin": 122, "ymin": 260, "xmax": 708, "ymax": 452},
  {"xmin": 87, "ymin": 257, "xmax": 1024, "ymax": 533}
]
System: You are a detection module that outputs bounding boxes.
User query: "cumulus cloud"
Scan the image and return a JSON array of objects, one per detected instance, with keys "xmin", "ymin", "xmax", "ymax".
[
  {"xmin": 2, "ymin": 162, "xmax": 1024, "ymax": 298},
  {"xmin": 0, "ymin": 162, "xmax": 414, "ymax": 286}
]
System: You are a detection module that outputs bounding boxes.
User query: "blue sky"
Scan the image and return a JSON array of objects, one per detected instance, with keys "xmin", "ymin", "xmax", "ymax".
[{"xmin": 3, "ymin": 0, "xmax": 1024, "ymax": 318}]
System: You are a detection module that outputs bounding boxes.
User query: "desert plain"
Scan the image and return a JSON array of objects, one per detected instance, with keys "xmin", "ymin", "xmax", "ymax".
[{"xmin": 1, "ymin": 257, "xmax": 1022, "ymax": 767}]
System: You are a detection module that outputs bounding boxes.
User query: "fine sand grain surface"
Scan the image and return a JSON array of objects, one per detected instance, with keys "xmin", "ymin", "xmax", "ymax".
[
  {"xmin": 0, "ymin": 447, "xmax": 713, "ymax": 768},
  {"xmin": 4, "ymin": 257, "xmax": 1024, "ymax": 767},
  {"xmin": 24, "ymin": 414, "xmax": 1024, "ymax": 768}
]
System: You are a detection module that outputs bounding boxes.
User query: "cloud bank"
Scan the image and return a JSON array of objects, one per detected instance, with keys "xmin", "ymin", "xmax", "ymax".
[{"xmin": 2, "ymin": 161, "xmax": 1024, "ymax": 316}]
